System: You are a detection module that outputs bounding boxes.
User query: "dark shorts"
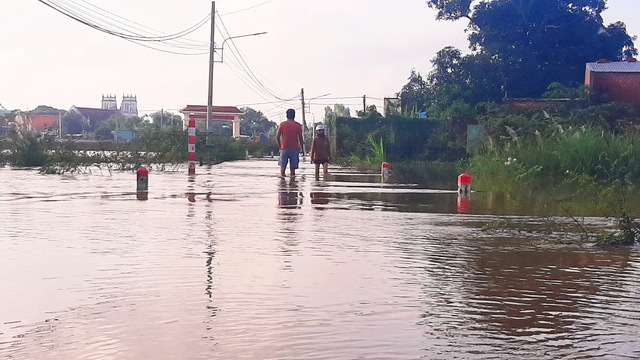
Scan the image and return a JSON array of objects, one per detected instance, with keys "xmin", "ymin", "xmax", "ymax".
[
  {"xmin": 313, "ymin": 159, "xmax": 329, "ymax": 165},
  {"xmin": 279, "ymin": 150, "xmax": 300, "ymax": 169}
]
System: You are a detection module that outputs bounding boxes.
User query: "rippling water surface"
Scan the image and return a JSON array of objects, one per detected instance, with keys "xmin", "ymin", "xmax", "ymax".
[{"xmin": 1, "ymin": 160, "xmax": 639, "ymax": 359}]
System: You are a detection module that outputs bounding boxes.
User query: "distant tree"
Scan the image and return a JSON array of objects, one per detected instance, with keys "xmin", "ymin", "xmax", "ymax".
[
  {"xmin": 29, "ymin": 105, "xmax": 65, "ymax": 115},
  {"xmin": 240, "ymin": 107, "xmax": 277, "ymax": 136},
  {"xmin": 542, "ymin": 82, "xmax": 590, "ymax": 99},
  {"xmin": 149, "ymin": 110, "xmax": 182, "ymax": 127},
  {"xmin": 61, "ymin": 111, "xmax": 85, "ymax": 135},
  {"xmin": 357, "ymin": 104, "xmax": 382, "ymax": 118},
  {"xmin": 425, "ymin": 0, "xmax": 637, "ymax": 98},
  {"xmin": 95, "ymin": 125, "xmax": 114, "ymax": 140},
  {"xmin": 398, "ymin": 69, "xmax": 429, "ymax": 114}
]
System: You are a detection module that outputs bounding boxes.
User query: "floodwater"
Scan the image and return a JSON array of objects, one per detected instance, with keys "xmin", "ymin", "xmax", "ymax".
[{"xmin": 1, "ymin": 160, "xmax": 638, "ymax": 359}]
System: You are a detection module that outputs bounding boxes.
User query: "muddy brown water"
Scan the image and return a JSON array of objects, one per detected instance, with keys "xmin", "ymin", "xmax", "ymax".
[{"xmin": 1, "ymin": 160, "xmax": 638, "ymax": 359}]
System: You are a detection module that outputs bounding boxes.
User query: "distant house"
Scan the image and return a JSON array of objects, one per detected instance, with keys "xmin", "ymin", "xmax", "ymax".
[
  {"xmin": 585, "ymin": 58, "xmax": 640, "ymax": 105},
  {"xmin": 14, "ymin": 113, "xmax": 60, "ymax": 133},
  {"xmin": 68, "ymin": 106, "xmax": 118, "ymax": 128},
  {"xmin": 180, "ymin": 105, "xmax": 244, "ymax": 137},
  {"xmin": 68, "ymin": 94, "xmax": 139, "ymax": 128}
]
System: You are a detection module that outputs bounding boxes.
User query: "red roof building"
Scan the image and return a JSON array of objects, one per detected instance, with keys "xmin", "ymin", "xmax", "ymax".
[
  {"xmin": 14, "ymin": 113, "xmax": 60, "ymax": 133},
  {"xmin": 180, "ymin": 105, "xmax": 244, "ymax": 137}
]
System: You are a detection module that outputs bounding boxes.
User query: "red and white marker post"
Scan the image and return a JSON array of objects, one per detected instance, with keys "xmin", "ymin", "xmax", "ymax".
[
  {"xmin": 457, "ymin": 173, "xmax": 471, "ymax": 194},
  {"xmin": 381, "ymin": 162, "xmax": 390, "ymax": 183},
  {"xmin": 188, "ymin": 114, "xmax": 196, "ymax": 175}
]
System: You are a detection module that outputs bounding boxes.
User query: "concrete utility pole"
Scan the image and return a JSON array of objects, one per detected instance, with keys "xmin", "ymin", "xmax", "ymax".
[
  {"xmin": 207, "ymin": 1, "xmax": 216, "ymax": 135},
  {"xmin": 301, "ymin": 88, "xmax": 307, "ymax": 157},
  {"xmin": 363, "ymin": 95, "xmax": 367, "ymax": 115},
  {"xmin": 301, "ymin": 88, "xmax": 307, "ymax": 132},
  {"xmin": 58, "ymin": 110, "xmax": 62, "ymax": 139}
]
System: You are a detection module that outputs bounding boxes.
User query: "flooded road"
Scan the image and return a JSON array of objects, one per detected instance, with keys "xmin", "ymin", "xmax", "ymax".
[{"xmin": 1, "ymin": 160, "xmax": 639, "ymax": 359}]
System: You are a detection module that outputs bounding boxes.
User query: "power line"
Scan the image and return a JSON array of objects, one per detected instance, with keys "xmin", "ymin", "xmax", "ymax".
[
  {"xmin": 215, "ymin": 12, "xmax": 292, "ymax": 102},
  {"xmin": 220, "ymin": 0, "xmax": 275, "ymax": 16},
  {"xmin": 36, "ymin": 0, "xmax": 212, "ymax": 55}
]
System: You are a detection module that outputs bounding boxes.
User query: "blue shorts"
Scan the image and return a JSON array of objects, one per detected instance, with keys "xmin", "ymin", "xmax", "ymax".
[{"xmin": 279, "ymin": 149, "xmax": 300, "ymax": 169}]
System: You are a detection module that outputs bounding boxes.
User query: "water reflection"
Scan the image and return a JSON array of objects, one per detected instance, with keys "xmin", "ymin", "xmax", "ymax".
[
  {"xmin": 277, "ymin": 177, "xmax": 302, "ymax": 209},
  {"xmin": 457, "ymin": 193, "xmax": 471, "ymax": 214},
  {"xmin": 1, "ymin": 162, "xmax": 639, "ymax": 359},
  {"xmin": 310, "ymin": 191, "xmax": 330, "ymax": 206},
  {"xmin": 276, "ymin": 177, "xmax": 303, "ymax": 270}
]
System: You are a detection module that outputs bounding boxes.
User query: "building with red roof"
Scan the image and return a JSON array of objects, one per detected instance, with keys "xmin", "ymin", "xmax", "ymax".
[
  {"xmin": 14, "ymin": 113, "xmax": 60, "ymax": 133},
  {"xmin": 180, "ymin": 105, "xmax": 244, "ymax": 138}
]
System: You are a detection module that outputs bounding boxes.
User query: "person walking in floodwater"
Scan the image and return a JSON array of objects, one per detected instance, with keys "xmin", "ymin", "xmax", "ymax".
[
  {"xmin": 276, "ymin": 108, "xmax": 305, "ymax": 178},
  {"xmin": 310, "ymin": 124, "xmax": 331, "ymax": 180}
]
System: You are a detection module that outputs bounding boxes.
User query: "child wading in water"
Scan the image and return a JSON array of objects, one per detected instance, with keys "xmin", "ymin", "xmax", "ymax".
[{"xmin": 310, "ymin": 124, "xmax": 331, "ymax": 180}]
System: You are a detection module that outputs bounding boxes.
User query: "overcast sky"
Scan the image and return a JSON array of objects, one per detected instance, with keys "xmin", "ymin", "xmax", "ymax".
[{"xmin": 2, "ymin": 0, "xmax": 639, "ymax": 122}]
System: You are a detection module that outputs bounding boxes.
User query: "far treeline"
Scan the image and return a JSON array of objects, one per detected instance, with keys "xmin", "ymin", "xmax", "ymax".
[{"xmin": 336, "ymin": 0, "xmax": 639, "ymax": 177}]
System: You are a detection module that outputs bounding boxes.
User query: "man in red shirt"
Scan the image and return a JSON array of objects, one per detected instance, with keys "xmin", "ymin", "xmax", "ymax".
[{"xmin": 276, "ymin": 108, "xmax": 305, "ymax": 178}]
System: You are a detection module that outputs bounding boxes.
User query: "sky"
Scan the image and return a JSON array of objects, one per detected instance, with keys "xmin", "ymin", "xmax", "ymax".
[{"xmin": 2, "ymin": 0, "xmax": 639, "ymax": 123}]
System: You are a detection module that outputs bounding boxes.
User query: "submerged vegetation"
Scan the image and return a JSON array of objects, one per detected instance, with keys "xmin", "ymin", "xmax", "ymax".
[{"xmin": 0, "ymin": 125, "xmax": 278, "ymax": 173}]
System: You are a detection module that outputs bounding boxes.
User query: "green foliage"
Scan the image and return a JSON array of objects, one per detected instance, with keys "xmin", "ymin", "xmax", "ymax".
[
  {"xmin": 423, "ymin": 0, "xmax": 636, "ymax": 100},
  {"xmin": 7, "ymin": 130, "xmax": 51, "ymax": 167},
  {"xmin": 148, "ymin": 110, "xmax": 182, "ymax": 127},
  {"xmin": 543, "ymin": 83, "xmax": 590, "ymax": 100},
  {"xmin": 240, "ymin": 107, "xmax": 277, "ymax": 137},
  {"xmin": 330, "ymin": 116, "xmax": 454, "ymax": 164},
  {"xmin": 135, "ymin": 124, "xmax": 187, "ymax": 163},
  {"xmin": 471, "ymin": 126, "xmax": 640, "ymax": 184},
  {"xmin": 365, "ymin": 134, "xmax": 385, "ymax": 165}
]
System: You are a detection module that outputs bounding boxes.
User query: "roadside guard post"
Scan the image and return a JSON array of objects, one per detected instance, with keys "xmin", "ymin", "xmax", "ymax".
[
  {"xmin": 458, "ymin": 173, "xmax": 471, "ymax": 195},
  {"xmin": 188, "ymin": 114, "xmax": 196, "ymax": 175},
  {"xmin": 381, "ymin": 162, "xmax": 390, "ymax": 183},
  {"xmin": 136, "ymin": 166, "xmax": 149, "ymax": 201}
]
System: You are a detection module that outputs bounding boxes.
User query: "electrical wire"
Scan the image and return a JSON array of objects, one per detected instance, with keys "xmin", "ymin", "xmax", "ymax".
[
  {"xmin": 220, "ymin": 0, "xmax": 275, "ymax": 16},
  {"xmin": 215, "ymin": 12, "xmax": 293, "ymax": 101},
  {"xmin": 38, "ymin": 0, "xmax": 211, "ymax": 42},
  {"xmin": 36, "ymin": 0, "xmax": 212, "ymax": 55}
]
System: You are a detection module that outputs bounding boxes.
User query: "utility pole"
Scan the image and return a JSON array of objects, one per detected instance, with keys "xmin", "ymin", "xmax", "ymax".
[
  {"xmin": 206, "ymin": 1, "xmax": 216, "ymax": 137},
  {"xmin": 300, "ymin": 88, "xmax": 307, "ymax": 132},
  {"xmin": 301, "ymin": 88, "xmax": 307, "ymax": 157},
  {"xmin": 363, "ymin": 95, "xmax": 367, "ymax": 115},
  {"xmin": 160, "ymin": 108, "xmax": 164, "ymax": 127}
]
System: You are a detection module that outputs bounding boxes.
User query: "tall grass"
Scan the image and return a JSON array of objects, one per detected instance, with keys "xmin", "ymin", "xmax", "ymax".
[
  {"xmin": 470, "ymin": 126, "xmax": 640, "ymax": 245},
  {"xmin": 470, "ymin": 126, "xmax": 640, "ymax": 185},
  {"xmin": 365, "ymin": 134, "xmax": 385, "ymax": 166}
]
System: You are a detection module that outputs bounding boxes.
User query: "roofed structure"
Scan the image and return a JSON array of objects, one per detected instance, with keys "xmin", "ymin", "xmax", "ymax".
[
  {"xmin": 69, "ymin": 106, "xmax": 118, "ymax": 126},
  {"xmin": 585, "ymin": 59, "xmax": 640, "ymax": 105},
  {"xmin": 14, "ymin": 113, "xmax": 60, "ymax": 133},
  {"xmin": 180, "ymin": 105, "xmax": 244, "ymax": 137}
]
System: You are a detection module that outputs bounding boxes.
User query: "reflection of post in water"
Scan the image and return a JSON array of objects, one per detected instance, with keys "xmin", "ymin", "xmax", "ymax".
[
  {"xmin": 204, "ymin": 241, "xmax": 216, "ymax": 299},
  {"xmin": 204, "ymin": 211, "xmax": 219, "ymax": 322},
  {"xmin": 278, "ymin": 177, "xmax": 302, "ymax": 208},
  {"xmin": 186, "ymin": 175, "xmax": 196, "ymax": 218},
  {"xmin": 310, "ymin": 191, "xmax": 330, "ymax": 205},
  {"xmin": 457, "ymin": 193, "xmax": 471, "ymax": 214}
]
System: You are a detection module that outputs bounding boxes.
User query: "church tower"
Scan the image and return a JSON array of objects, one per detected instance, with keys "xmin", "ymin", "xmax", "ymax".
[
  {"xmin": 120, "ymin": 94, "xmax": 138, "ymax": 118},
  {"xmin": 101, "ymin": 94, "xmax": 117, "ymax": 110}
]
